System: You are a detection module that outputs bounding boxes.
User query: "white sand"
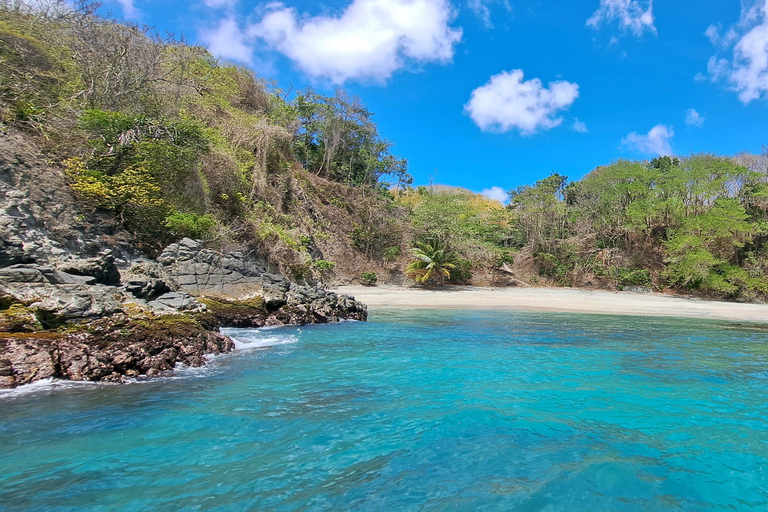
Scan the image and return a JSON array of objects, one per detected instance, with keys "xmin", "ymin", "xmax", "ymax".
[{"xmin": 333, "ymin": 285, "xmax": 768, "ymax": 323}]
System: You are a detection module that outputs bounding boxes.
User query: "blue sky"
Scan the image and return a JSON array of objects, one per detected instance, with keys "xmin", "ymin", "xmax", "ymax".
[{"xmin": 105, "ymin": 0, "xmax": 768, "ymax": 202}]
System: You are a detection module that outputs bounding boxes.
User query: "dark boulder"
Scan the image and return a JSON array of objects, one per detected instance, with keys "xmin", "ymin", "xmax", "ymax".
[
  {"xmin": 124, "ymin": 277, "xmax": 170, "ymax": 301},
  {"xmin": 59, "ymin": 252, "xmax": 121, "ymax": 285}
]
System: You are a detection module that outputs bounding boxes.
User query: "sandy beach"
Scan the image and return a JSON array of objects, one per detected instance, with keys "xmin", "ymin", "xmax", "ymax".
[{"xmin": 333, "ymin": 285, "xmax": 768, "ymax": 323}]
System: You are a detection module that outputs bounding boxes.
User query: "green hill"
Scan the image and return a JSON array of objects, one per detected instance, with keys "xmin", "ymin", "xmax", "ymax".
[{"xmin": 2, "ymin": 1, "xmax": 768, "ymax": 301}]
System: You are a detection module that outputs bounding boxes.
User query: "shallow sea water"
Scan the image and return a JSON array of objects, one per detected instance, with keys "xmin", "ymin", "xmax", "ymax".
[{"xmin": 1, "ymin": 309, "xmax": 768, "ymax": 511}]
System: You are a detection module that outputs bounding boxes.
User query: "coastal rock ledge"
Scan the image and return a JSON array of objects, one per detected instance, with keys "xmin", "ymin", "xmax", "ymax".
[{"xmin": 0, "ymin": 239, "xmax": 367, "ymax": 389}]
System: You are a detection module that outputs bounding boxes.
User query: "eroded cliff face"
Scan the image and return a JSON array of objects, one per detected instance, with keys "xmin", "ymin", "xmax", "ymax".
[{"xmin": 0, "ymin": 132, "xmax": 367, "ymax": 389}]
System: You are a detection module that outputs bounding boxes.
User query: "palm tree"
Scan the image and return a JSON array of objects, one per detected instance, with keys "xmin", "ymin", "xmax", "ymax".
[{"xmin": 405, "ymin": 242, "xmax": 457, "ymax": 287}]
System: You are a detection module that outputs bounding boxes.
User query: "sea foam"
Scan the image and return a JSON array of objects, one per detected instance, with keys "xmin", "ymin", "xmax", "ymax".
[
  {"xmin": 0, "ymin": 377, "xmax": 101, "ymax": 399},
  {"xmin": 221, "ymin": 327, "xmax": 299, "ymax": 351}
]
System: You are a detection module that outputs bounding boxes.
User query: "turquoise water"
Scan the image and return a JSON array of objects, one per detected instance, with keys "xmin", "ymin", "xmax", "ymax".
[{"xmin": 1, "ymin": 309, "xmax": 768, "ymax": 511}]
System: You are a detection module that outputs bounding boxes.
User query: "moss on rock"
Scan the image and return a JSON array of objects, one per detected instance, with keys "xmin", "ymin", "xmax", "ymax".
[
  {"xmin": 197, "ymin": 297, "xmax": 267, "ymax": 328},
  {"xmin": 0, "ymin": 303, "xmax": 43, "ymax": 333}
]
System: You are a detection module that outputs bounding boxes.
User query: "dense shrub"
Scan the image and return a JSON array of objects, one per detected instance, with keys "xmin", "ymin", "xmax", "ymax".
[
  {"xmin": 535, "ymin": 251, "xmax": 575, "ymax": 286},
  {"xmin": 165, "ymin": 212, "xmax": 217, "ymax": 239},
  {"xmin": 65, "ymin": 157, "xmax": 169, "ymax": 239},
  {"xmin": 360, "ymin": 272, "xmax": 377, "ymax": 286},
  {"xmin": 0, "ymin": 18, "xmax": 79, "ymax": 129},
  {"xmin": 382, "ymin": 246, "xmax": 401, "ymax": 262},
  {"xmin": 448, "ymin": 258, "xmax": 473, "ymax": 284},
  {"xmin": 312, "ymin": 259, "xmax": 336, "ymax": 282},
  {"xmin": 616, "ymin": 268, "xmax": 652, "ymax": 288}
]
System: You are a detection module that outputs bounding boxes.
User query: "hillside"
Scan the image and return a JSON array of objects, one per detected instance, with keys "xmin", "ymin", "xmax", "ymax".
[
  {"xmin": 0, "ymin": 1, "xmax": 417, "ymax": 282},
  {"xmin": 2, "ymin": 1, "xmax": 768, "ymax": 303}
]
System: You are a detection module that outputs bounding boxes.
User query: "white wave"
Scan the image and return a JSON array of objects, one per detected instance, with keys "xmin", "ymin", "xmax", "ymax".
[
  {"xmin": 0, "ymin": 378, "xmax": 100, "ymax": 399},
  {"xmin": 165, "ymin": 362, "xmax": 219, "ymax": 380},
  {"xmin": 220, "ymin": 327, "xmax": 299, "ymax": 351},
  {"xmin": 247, "ymin": 324, "xmax": 284, "ymax": 331}
]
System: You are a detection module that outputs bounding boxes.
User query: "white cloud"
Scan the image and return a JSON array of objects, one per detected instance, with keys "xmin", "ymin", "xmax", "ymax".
[
  {"xmin": 707, "ymin": 56, "xmax": 730, "ymax": 79},
  {"xmin": 685, "ymin": 108, "xmax": 705, "ymax": 127},
  {"xmin": 200, "ymin": 17, "xmax": 254, "ymax": 64},
  {"xmin": 248, "ymin": 0, "xmax": 462, "ymax": 84},
  {"xmin": 467, "ymin": 0, "xmax": 512, "ymax": 29},
  {"xmin": 116, "ymin": 0, "xmax": 138, "ymax": 19},
  {"xmin": 587, "ymin": 0, "xmax": 655, "ymax": 37},
  {"xmin": 621, "ymin": 124, "xmax": 674, "ymax": 156},
  {"xmin": 705, "ymin": 24, "xmax": 720, "ymax": 44},
  {"xmin": 480, "ymin": 186, "xmax": 509, "ymax": 204},
  {"xmin": 706, "ymin": 0, "xmax": 768, "ymax": 103},
  {"xmin": 572, "ymin": 118, "xmax": 588, "ymax": 133},
  {"xmin": 694, "ymin": 72, "xmax": 707, "ymax": 82},
  {"xmin": 464, "ymin": 69, "xmax": 580, "ymax": 135},
  {"xmin": 204, "ymin": 0, "xmax": 237, "ymax": 8}
]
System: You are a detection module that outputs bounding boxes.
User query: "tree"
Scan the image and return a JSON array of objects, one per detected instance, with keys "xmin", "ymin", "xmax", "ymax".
[
  {"xmin": 405, "ymin": 242, "xmax": 457, "ymax": 287},
  {"xmin": 403, "ymin": 186, "xmax": 514, "ymax": 249},
  {"xmin": 664, "ymin": 198, "xmax": 760, "ymax": 295},
  {"xmin": 292, "ymin": 89, "xmax": 411, "ymax": 186},
  {"xmin": 507, "ymin": 172, "xmax": 569, "ymax": 249}
]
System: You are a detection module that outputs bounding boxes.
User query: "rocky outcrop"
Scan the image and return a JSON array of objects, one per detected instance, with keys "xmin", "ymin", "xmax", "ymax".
[
  {"xmin": 0, "ymin": 334, "xmax": 58, "ymax": 388},
  {"xmin": 0, "ymin": 316, "xmax": 234, "ymax": 388},
  {"xmin": 0, "ymin": 131, "xmax": 367, "ymax": 389},
  {"xmin": 0, "ymin": 131, "xmax": 127, "ymax": 268},
  {"xmin": 155, "ymin": 238, "xmax": 367, "ymax": 323},
  {"xmin": 198, "ymin": 286, "xmax": 367, "ymax": 329},
  {"xmin": 0, "ymin": 263, "xmax": 126, "ymax": 326},
  {"xmin": 58, "ymin": 253, "xmax": 121, "ymax": 285},
  {"xmin": 157, "ymin": 238, "xmax": 281, "ymax": 299},
  {"xmin": 0, "ymin": 240, "xmax": 367, "ymax": 389},
  {"xmin": 121, "ymin": 261, "xmax": 171, "ymax": 301}
]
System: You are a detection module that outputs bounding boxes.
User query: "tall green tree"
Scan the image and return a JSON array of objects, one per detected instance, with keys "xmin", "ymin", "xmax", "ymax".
[
  {"xmin": 292, "ymin": 89, "xmax": 411, "ymax": 187},
  {"xmin": 664, "ymin": 198, "xmax": 762, "ymax": 295},
  {"xmin": 507, "ymin": 173, "xmax": 569, "ymax": 249}
]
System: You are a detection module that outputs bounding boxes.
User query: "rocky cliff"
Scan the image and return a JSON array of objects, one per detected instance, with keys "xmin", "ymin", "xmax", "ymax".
[{"xmin": 0, "ymin": 134, "xmax": 367, "ymax": 389}]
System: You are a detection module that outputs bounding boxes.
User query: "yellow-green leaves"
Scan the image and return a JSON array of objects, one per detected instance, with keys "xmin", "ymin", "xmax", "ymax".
[{"xmin": 65, "ymin": 157, "xmax": 169, "ymax": 236}]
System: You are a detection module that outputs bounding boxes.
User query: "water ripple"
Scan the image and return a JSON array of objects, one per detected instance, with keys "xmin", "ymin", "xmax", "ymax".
[{"xmin": 1, "ymin": 310, "xmax": 768, "ymax": 511}]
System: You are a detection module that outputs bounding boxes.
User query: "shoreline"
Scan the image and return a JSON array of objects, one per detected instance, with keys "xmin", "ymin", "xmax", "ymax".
[{"xmin": 334, "ymin": 285, "xmax": 768, "ymax": 323}]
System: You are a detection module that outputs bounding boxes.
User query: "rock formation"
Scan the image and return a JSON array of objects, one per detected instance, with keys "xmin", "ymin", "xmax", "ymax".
[
  {"xmin": 0, "ymin": 129, "xmax": 366, "ymax": 389},
  {"xmin": 0, "ymin": 241, "xmax": 367, "ymax": 388}
]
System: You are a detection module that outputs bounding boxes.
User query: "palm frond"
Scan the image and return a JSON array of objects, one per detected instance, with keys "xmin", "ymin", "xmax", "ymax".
[{"xmin": 405, "ymin": 240, "xmax": 460, "ymax": 286}]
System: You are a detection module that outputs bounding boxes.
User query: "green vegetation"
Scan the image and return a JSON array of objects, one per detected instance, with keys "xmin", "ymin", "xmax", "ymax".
[
  {"xmin": 3, "ymin": 2, "xmax": 768, "ymax": 301},
  {"xmin": 511, "ymin": 154, "xmax": 768, "ymax": 299},
  {"xmin": 360, "ymin": 272, "xmax": 378, "ymax": 286},
  {"xmin": 293, "ymin": 89, "xmax": 412, "ymax": 188},
  {"xmin": 0, "ymin": 13, "xmax": 79, "ymax": 130},
  {"xmin": 535, "ymin": 250, "xmax": 575, "ymax": 287},
  {"xmin": 397, "ymin": 185, "xmax": 515, "ymax": 279},
  {"xmin": 0, "ymin": 1, "xmax": 411, "ymax": 278},
  {"xmin": 406, "ymin": 242, "xmax": 458, "ymax": 287},
  {"xmin": 616, "ymin": 268, "xmax": 652, "ymax": 288},
  {"xmin": 448, "ymin": 258, "xmax": 473, "ymax": 285},
  {"xmin": 165, "ymin": 213, "xmax": 217, "ymax": 240},
  {"xmin": 0, "ymin": 302, "xmax": 42, "ymax": 332},
  {"xmin": 312, "ymin": 259, "xmax": 336, "ymax": 283}
]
